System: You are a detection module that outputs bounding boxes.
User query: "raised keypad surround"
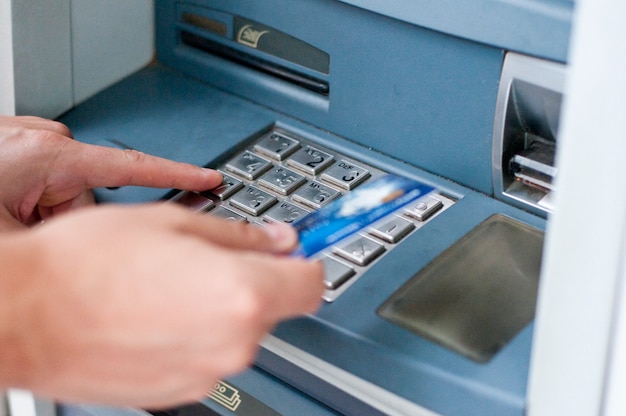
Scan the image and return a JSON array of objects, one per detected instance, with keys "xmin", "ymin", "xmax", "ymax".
[{"xmin": 171, "ymin": 128, "xmax": 453, "ymax": 301}]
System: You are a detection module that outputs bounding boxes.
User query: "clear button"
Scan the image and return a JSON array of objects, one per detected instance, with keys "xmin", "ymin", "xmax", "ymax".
[{"xmin": 333, "ymin": 235, "xmax": 385, "ymax": 266}]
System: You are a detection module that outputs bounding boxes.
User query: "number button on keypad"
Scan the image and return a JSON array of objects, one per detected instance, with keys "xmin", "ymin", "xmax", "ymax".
[
  {"xmin": 320, "ymin": 160, "xmax": 370, "ymax": 190},
  {"xmin": 211, "ymin": 206, "xmax": 247, "ymax": 222},
  {"xmin": 225, "ymin": 151, "xmax": 272, "ymax": 180},
  {"xmin": 229, "ymin": 185, "xmax": 277, "ymax": 216},
  {"xmin": 292, "ymin": 181, "xmax": 340, "ymax": 210},
  {"xmin": 287, "ymin": 146, "xmax": 334, "ymax": 175},
  {"xmin": 263, "ymin": 201, "xmax": 311, "ymax": 224},
  {"xmin": 258, "ymin": 166, "xmax": 306, "ymax": 195},
  {"xmin": 206, "ymin": 172, "xmax": 243, "ymax": 200},
  {"xmin": 254, "ymin": 131, "xmax": 300, "ymax": 161}
]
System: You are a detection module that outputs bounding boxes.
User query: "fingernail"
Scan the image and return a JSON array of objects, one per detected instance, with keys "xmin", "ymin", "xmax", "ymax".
[
  {"xmin": 201, "ymin": 168, "xmax": 223, "ymax": 186},
  {"xmin": 264, "ymin": 222, "xmax": 299, "ymax": 252},
  {"xmin": 201, "ymin": 167, "xmax": 221, "ymax": 177}
]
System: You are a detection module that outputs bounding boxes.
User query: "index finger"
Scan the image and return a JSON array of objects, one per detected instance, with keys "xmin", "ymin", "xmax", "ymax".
[{"xmin": 63, "ymin": 141, "xmax": 223, "ymax": 191}]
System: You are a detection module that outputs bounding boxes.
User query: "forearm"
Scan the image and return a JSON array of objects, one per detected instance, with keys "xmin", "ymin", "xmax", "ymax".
[{"xmin": 0, "ymin": 231, "xmax": 41, "ymax": 391}]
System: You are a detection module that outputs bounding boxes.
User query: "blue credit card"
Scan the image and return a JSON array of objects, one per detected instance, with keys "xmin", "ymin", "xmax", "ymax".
[{"xmin": 292, "ymin": 174, "xmax": 435, "ymax": 258}]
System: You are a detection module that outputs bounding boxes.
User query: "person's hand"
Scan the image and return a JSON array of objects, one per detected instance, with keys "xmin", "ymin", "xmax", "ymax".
[
  {"xmin": 0, "ymin": 115, "xmax": 222, "ymax": 229},
  {"xmin": 0, "ymin": 203, "xmax": 324, "ymax": 409}
]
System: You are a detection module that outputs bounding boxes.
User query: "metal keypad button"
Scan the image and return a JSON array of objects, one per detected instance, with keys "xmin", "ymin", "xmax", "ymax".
[
  {"xmin": 368, "ymin": 216, "xmax": 415, "ymax": 243},
  {"xmin": 211, "ymin": 206, "xmax": 247, "ymax": 222},
  {"xmin": 229, "ymin": 185, "xmax": 277, "ymax": 216},
  {"xmin": 263, "ymin": 201, "xmax": 311, "ymax": 224},
  {"xmin": 320, "ymin": 160, "xmax": 370, "ymax": 190},
  {"xmin": 258, "ymin": 166, "xmax": 306, "ymax": 195},
  {"xmin": 286, "ymin": 145, "xmax": 334, "ymax": 175},
  {"xmin": 405, "ymin": 195, "xmax": 443, "ymax": 221},
  {"xmin": 172, "ymin": 192, "xmax": 215, "ymax": 212},
  {"xmin": 254, "ymin": 131, "xmax": 300, "ymax": 161},
  {"xmin": 322, "ymin": 256, "xmax": 356, "ymax": 290},
  {"xmin": 206, "ymin": 172, "xmax": 243, "ymax": 200},
  {"xmin": 292, "ymin": 181, "xmax": 341, "ymax": 210},
  {"xmin": 225, "ymin": 151, "xmax": 272, "ymax": 180},
  {"xmin": 333, "ymin": 235, "xmax": 385, "ymax": 266}
]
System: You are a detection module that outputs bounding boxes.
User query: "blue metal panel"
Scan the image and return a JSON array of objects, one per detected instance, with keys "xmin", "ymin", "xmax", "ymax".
[
  {"xmin": 336, "ymin": 0, "xmax": 573, "ymax": 63},
  {"xmin": 156, "ymin": 0, "xmax": 503, "ymax": 195}
]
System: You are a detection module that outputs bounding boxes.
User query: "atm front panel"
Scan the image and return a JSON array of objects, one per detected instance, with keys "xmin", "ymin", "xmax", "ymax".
[{"xmin": 59, "ymin": 0, "xmax": 572, "ymax": 415}]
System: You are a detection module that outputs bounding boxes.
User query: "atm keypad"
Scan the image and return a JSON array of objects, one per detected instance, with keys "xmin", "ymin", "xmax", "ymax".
[{"xmin": 171, "ymin": 127, "xmax": 453, "ymax": 302}]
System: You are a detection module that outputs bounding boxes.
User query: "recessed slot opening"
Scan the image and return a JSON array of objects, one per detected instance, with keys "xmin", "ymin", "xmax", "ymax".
[{"xmin": 493, "ymin": 53, "xmax": 565, "ymax": 215}]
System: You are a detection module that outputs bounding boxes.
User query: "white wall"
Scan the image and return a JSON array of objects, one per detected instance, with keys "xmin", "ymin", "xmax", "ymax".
[
  {"xmin": 71, "ymin": 0, "xmax": 155, "ymax": 105},
  {"xmin": 604, "ymin": 249, "xmax": 626, "ymax": 416},
  {"xmin": 3, "ymin": 0, "xmax": 154, "ymax": 119},
  {"xmin": 527, "ymin": 0, "xmax": 626, "ymax": 415},
  {"xmin": 0, "ymin": 1, "xmax": 15, "ymax": 116},
  {"xmin": 11, "ymin": 0, "xmax": 73, "ymax": 119}
]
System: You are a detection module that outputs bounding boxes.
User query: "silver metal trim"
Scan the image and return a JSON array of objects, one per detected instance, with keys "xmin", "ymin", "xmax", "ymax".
[{"xmin": 260, "ymin": 335, "xmax": 440, "ymax": 416}]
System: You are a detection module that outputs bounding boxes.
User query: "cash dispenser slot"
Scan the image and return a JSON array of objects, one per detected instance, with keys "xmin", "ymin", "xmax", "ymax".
[{"xmin": 493, "ymin": 52, "xmax": 566, "ymax": 215}]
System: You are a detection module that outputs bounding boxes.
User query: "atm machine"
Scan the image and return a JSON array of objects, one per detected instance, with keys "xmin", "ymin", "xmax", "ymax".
[{"xmin": 3, "ymin": 1, "xmax": 626, "ymax": 416}]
